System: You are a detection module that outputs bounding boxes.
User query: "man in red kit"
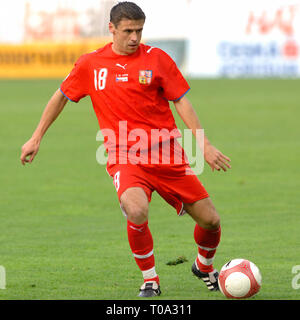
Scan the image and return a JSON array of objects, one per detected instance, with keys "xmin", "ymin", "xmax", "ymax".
[{"xmin": 20, "ymin": 2, "xmax": 231, "ymax": 297}]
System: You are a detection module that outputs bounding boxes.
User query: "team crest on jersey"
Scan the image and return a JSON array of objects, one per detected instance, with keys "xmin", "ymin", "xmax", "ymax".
[{"xmin": 139, "ymin": 70, "xmax": 152, "ymax": 85}]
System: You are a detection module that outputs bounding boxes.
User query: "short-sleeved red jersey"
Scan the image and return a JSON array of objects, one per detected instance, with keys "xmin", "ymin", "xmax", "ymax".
[{"xmin": 60, "ymin": 42, "xmax": 190, "ymax": 164}]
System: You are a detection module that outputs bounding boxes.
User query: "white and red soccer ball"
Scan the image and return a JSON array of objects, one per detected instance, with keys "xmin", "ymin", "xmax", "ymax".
[{"xmin": 218, "ymin": 259, "xmax": 262, "ymax": 299}]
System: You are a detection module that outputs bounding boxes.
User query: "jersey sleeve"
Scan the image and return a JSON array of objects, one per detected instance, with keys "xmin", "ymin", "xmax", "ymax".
[
  {"xmin": 60, "ymin": 54, "xmax": 89, "ymax": 103},
  {"xmin": 156, "ymin": 49, "xmax": 190, "ymax": 101}
]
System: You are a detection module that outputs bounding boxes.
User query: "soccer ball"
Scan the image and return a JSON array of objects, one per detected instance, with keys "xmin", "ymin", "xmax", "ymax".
[{"xmin": 218, "ymin": 259, "xmax": 262, "ymax": 299}]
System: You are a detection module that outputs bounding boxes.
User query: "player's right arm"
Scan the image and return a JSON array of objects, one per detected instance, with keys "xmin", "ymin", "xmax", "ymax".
[{"xmin": 20, "ymin": 89, "xmax": 68, "ymax": 165}]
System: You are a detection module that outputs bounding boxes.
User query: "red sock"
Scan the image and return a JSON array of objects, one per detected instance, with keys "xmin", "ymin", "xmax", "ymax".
[
  {"xmin": 127, "ymin": 219, "xmax": 159, "ymax": 284},
  {"xmin": 194, "ymin": 224, "xmax": 221, "ymax": 273}
]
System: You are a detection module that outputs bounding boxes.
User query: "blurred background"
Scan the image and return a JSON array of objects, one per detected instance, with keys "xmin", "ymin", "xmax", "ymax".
[{"xmin": 1, "ymin": 0, "xmax": 299, "ymax": 78}]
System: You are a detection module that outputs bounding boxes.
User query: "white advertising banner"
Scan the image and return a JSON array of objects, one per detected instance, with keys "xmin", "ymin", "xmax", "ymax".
[
  {"xmin": 187, "ymin": 0, "xmax": 300, "ymax": 77},
  {"xmin": 0, "ymin": 0, "xmax": 189, "ymax": 43}
]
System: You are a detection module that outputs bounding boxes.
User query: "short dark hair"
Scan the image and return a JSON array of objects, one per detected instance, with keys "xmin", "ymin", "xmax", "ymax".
[{"xmin": 110, "ymin": 1, "xmax": 146, "ymax": 27}]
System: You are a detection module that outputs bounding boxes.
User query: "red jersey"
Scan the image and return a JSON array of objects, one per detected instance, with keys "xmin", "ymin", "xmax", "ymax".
[{"xmin": 60, "ymin": 42, "xmax": 190, "ymax": 165}]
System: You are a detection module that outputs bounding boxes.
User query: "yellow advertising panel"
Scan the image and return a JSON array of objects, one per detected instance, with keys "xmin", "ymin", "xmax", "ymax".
[{"xmin": 0, "ymin": 40, "xmax": 109, "ymax": 78}]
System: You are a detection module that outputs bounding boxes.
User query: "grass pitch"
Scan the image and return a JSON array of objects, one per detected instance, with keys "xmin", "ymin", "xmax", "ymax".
[{"xmin": 0, "ymin": 78, "xmax": 299, "ymax": 300}]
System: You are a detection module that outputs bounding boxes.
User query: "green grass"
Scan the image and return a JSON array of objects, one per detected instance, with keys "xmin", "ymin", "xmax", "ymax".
[{"xmin": 0, "ymin": 79, "xmax": 299, "ymax": 300}]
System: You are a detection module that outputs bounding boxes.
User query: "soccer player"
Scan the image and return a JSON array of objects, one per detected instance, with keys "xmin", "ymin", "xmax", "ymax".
[{"xmin": 20, "ymin": 2, "xmax": 231, "ymax": 297}]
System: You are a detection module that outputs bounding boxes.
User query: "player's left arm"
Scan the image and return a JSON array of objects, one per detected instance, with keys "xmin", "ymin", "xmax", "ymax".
[{"xmin": 173, "ymin": 95, "xmax": 231, "ymax": 172}]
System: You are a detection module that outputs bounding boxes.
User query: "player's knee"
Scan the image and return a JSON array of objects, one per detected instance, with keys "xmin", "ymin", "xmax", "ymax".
[
  {"xmin": 122, "ymin": 201, "xmax": 149, "ymax": 225},
  {"xmin": 127, "ymin": 206, "xmax": 148, "ymax": 225},
  {"xmin": 120, "ymin": 187, "xmax": 149, "ymax": 224},
  {"xmin": 207, "ymin": 213, "xmax": 220, "ymax": 230},
  {"xmin": 186, "ymin": 198, "xmax": 220, "ymax": 230},
  {"xmin": 199, "ymin": 207, "xmax": 220, "ymax": 230},
  {"xmin": 201, "ymin": 204, "xmax": 220, "ymax": 229}
]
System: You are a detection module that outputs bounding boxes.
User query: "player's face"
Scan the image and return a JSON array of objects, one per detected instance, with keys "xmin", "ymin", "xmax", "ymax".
[{"xmin": 109, "ymin": 19, "xmax": 144, "ymax": 55}]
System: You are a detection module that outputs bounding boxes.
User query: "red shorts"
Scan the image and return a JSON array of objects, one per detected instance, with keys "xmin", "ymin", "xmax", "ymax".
[{"xmin": 106, "ymin": 163, "xmax": 209, "ymax": 215}]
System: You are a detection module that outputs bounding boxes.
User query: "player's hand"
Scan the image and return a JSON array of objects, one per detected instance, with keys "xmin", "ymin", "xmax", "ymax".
[
  {"xmin": 204, "ymin": 144, "xmax": 231, "ymax": 172},
  {"xmin": 20, "ymin": 138, "xmax": 40, "ymax": 165}
]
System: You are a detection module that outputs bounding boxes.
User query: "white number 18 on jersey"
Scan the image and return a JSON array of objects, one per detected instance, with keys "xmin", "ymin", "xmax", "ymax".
[{"xmin": 94, "ymin": 68, "xmax": 108, "ymax": 90}]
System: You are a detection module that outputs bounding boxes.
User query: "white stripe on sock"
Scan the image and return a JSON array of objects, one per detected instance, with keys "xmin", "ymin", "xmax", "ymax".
[
  {"xmin": 197, "ymin": 244, "xmax": 217, "ymax": 251},
  {"xmin": 197, "ymin": 253, "xmax": 214, "ymax": 266},
  {"xmin": 142, "ymin": 266, "xmax": 157, "ymax": 280},
  {"xmin": 133, "ymin": 250, "xmax": 153, "ymax": 259}
]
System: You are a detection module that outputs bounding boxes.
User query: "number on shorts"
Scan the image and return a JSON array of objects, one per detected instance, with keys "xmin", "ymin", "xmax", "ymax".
[{"xmin": 113, "ymin": 171, "xmax": 120, "ymax": 191}]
